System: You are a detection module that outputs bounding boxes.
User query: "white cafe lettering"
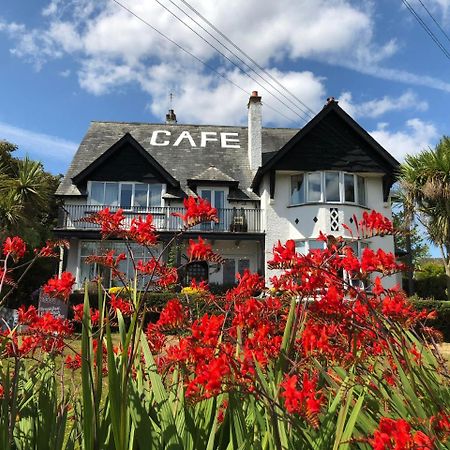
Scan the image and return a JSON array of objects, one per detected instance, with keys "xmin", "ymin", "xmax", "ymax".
[{"xmin": 149, "ymin": 130, "xmax": 240, "ymax": 149}]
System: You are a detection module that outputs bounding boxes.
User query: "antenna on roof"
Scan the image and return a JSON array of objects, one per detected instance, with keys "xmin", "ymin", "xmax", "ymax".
[{"xmin": 165, "ymin": 92, "xmax": 177, "ymax": 124}]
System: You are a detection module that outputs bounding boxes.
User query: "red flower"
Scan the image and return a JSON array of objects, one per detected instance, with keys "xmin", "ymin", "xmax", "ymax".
[
  {"xmin": 280, "ymin": 373, "xmax": 323, "ymax": 425},
  {"xmin": 268, "ymin": 240, "xmax": 298, "ymax": 268},
  {"xmin": 369, "ymin": 418, "xmax": 433, "ymax": 450},
  {"xmin": 43, "ymin": 272, "xmax": 75, "ymax": 301},
  {"xmin": 83, "ymin": 208, "xmax": 126, "ymax": 237},
  {"xmin": 187, "ymin": 237, "xmax": 224, "ymax": 263},
  {"xmin": 128, "ymin": 215, "xmax": 158, "ymax": 245},
  {"xmin": 110, "ymin": 294, "xmax": 133, "ymax": 316},
  {"xmin": 3, "ymin": 236, "xmax": 26, "ymax": 261},
  {"xmin": 157, "ymin": 299, "xmax": 185, "ymax": 328},
  {"xmin": 172, "ymin": 196, "xmax": 218, "ymax": 228}
]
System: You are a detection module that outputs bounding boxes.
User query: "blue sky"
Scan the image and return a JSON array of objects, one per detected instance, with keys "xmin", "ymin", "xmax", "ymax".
[{"xmin": 0, "ymin": 0, "xmax": 449, "ymax": 255}]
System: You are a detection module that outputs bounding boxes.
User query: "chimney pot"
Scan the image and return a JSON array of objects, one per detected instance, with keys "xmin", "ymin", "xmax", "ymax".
[
  {"xmin": 165, "ymin": 109, "xmax": 177, "ymax": 124},
  {"xmin": 247, "ymin": 91, "xmax": 262, "ymax": 172}
]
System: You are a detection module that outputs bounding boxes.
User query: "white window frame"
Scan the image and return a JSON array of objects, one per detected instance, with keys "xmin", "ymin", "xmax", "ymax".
[
  {"xmin": 78, "ymin": 240, "xmax": 160, "ymax": 288},
  {"xmin": 88, "ymin": 181, "xmax": 165, "ymax": 209},
  {"xmin": 289, "ymin": 172, "xmax": 367, "ymax": 207}
]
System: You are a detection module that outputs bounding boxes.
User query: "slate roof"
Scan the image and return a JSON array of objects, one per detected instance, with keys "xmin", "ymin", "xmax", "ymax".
[
  {"xmin": 56, "ymin": 122, "xmax": 298, "ymax": 200},
  {"xmin": 190, "ymin": 165, "xmax": 236, "ymax": 182}
]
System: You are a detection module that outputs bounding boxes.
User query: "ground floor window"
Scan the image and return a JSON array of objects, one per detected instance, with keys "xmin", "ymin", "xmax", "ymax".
[
  {"xmin": 223, "ymin": 258, "xmax": 250, "ymax": 285},
  {"xmin": 79, "ymin": 241, "xmax": 159, "ymax": 288},
  {"xmin": 185, "ymin": 261, "xmax": 209, "ymax": 285}
]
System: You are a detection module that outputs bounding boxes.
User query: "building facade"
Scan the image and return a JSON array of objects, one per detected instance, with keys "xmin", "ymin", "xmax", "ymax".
[{"xmin": 55, "ymin": 93, "xmax": 400, "ymax": 289}]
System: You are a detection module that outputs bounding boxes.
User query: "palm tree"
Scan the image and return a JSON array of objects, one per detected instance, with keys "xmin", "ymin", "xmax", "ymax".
[
  {"xmin": 399, "ymin": 136, "xmax": 450, "ymax": 300},
  {"xmin": 0, "ymin": 156, "xmax": 52, "ymax": 242}
]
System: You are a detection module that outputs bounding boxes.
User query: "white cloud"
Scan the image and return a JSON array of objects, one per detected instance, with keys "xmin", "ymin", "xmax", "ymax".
[
  {"xmin": 0, "ymin": 122, "xmax": 77, "ymax": 173},
  {"xmin": 137, "ymin": 65, "xmax": 325, "ymax": 126},
  {"xmin": 338, "ymin": 91, "xmax": 428, "ymax": 119},
  {"xmin": 369, "ymin": 119, "xmax": 439, "ymax": 161},
  {"xmin": 1, "ymin": 0, "xmax": 450, "ymax": 111},
  {"xmin": 0, "ymin": 1, "xmax": 395, "ymax": 92}
]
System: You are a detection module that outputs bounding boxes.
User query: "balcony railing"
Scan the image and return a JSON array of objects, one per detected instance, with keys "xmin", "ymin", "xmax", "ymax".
[{"xmin": 57, "ymin": 205, "xmax": 263, "ymax": 233}]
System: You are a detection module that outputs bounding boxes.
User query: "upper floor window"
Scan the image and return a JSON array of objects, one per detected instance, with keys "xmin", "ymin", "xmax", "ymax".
[
  {"xmin": 89, "ymin": 181, "xmax": 163, "ymax": 208},
  {"xmin": 290, "ymin": 171, "xmax": 366, "ymax": 207}
]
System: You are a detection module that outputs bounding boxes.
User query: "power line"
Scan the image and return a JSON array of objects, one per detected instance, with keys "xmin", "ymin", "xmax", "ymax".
[
  {"xmin": 151, "ymin": 0, "xmax": 310, "ymax": 123},
  {"xmin": 109, "ymin": 0, "xmax": 297, "ymax": 123},
  {"xmin": 401, "ymin": 0, "xmax": 450, "ymax": 59},
  {"xmin": 177, "ymin": 0, "xmax": 317, "ymax": 119},
  {"xmin": 416, "ymin": 0, "xmax": 450, "ymax": 45},
  {"xmin": 165, "ymin": 0, "xmax": 314, "ymax": 121},
  {"xmin": 110, "ymin": 0, "xmax": 375, "ymax": 159},
  {"xmin": 163, "ymin": 0, "xmax": 371, "ymax": 154}
]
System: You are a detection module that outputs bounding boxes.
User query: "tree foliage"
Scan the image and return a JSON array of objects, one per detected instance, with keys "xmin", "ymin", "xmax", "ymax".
[
  {"xmin": 399, "ymin": 136, "xmax": 450, "ymax": 300},
  {"xmin": 0, "ymin": 140, "xmax": 61, "ymax": 246}
]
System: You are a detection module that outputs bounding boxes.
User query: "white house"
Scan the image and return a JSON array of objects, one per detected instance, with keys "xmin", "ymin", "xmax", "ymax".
[{"xmin": 55, "ymin": 93, "xmax": 400, "ymax": 289}]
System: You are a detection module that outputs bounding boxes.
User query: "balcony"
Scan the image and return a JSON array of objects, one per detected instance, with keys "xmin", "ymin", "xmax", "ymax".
[{"xmin": 56, "ymin": 204, "xmax": 263, "ymax": 233}]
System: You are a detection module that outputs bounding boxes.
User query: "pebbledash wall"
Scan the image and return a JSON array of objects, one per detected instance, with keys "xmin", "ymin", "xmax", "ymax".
[{"xmin": 56, "ymin": 92, "xmax": 400, "ymax": 289}]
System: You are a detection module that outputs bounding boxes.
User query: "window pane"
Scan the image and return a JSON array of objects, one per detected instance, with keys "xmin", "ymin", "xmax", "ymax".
[
  {"xmin": 290, "ymin": 174, "xmax": 305, "ymax": 204},
  {"xmin": 134, "ymin": 184, "xmax": 148, "ymax": 208},
  {"xmin": 214, "ymin": 190, "xmax": 224, "ymax": 209},
  {"xmin": 325, "ymin": 172, "xmax": 340, "ymax": 202},
  {"xmin": 90, "ymin": 182, "xmax": 104, "ymax": 205},
  {"xmin": 295, "ymin": 241, "xmax": 306, "ymax": 254},
  {"xmin": 357, "ymin": 176, "xmax": 366, "ymax": 206},
  {"xmin": 223, "ymin": 259, "xmax": 236, "ymax": 285},
  {"xmin": 237, "ymin": 259, "xmax": 250, "ymax": 275},
  {"xmin": 344, "ymin": 174, "xmax": 355, "ymax": 202},
  {"xmin": 105, "ymin": 183, "xmax": 119, "ymax": 206},
  {"xmin": 149, "ymin": 184, "xmax": 162, "ymax": 207},
  {"xmin": 309, "ymin": 240, "xmax": 325, "ymax": 250},
  {"xmin": 307, "ymin": 173, "xmax": 321, "ymax": 202},
  {"xmin": 120, "ymin": 184, "xmax": 133, "ymax": 208},
  {"xmin": 201, "ymin": 190, "xmax": 212, "ymax": 203}
]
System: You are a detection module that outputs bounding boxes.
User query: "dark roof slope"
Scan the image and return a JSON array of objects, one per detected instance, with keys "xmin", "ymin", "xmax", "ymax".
[
  {"xmin": 56, "ymin": 122, "xmax": 297, "ymax": 199},
  {"xmin": 252, "ymin": 100, "xmax": 400, "ymax": 191}
]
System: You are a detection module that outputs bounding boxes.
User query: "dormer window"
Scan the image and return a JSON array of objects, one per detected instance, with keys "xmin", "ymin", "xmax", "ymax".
[
  {"xmin": 290, "ymin": 172, "xmax": 366, "ymax": 207},
  {"xmin": 89, "ymin": 181, "xmax": 163, "ymax": 208}
]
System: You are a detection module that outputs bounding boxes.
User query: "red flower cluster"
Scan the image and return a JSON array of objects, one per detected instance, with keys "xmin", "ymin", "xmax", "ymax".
[
  {"xmin": 269, "ymin": 239, "xmax": 297, "ymax": 269},
  {"xmin": 3, "ymin": 236, "xmax": 26, "ymax": 261},
  {"xmin": 72, "ymin": 304, "xmax": 100, "ymax": 325},
  {"xmin": 431, "ymin": 411, "xmax": 450, "ymax": 442},
  {"xmin": 110, "ymin": 294, "xmax": 134, "ymax": 316},
  {"xmin": 136, "ymin": 259, "xmax": 178, "ymax": 287},
  {"xmin": 43, "ymin": 272, "xmax": 76, "ymax": 301},
  {"xmin": 187, "ymin": 237, "xmax": 224, "ymax": 263},
  {"xmin": 128, "ymin": 215, "xmax": 158, "ymax": 246},
  {"xmin": 86, "ymin": 250, "xmax": 127, "ymax": 279},
  {"xmin": 3, "ymin": 306, "xmax": 73, "ymax": 356},
  {"xmin": 172, "ymin": 197, "xmax": 218, "ymax": 228},
  {"xmin": 280, "ymin": 373, "xmax": 324, "ymax": 426},
  {"xmin": 83, "ymin": 208, "xmax": 126, "ymax": 237},
  {"xmin": 369, "ymin": 418, "xmax": 433, "ymax": 450},
  {"xmin": 157, "ymin": 298, "xmax": 186, "ymax": 328}
]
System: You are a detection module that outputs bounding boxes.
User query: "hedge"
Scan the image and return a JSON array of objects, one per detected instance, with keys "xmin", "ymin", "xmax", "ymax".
[{"xmin": 409, "ymin": 297, "xmax": 450, "ymax": 341}]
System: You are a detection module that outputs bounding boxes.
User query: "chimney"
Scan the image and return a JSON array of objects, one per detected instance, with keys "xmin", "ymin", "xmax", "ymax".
[
  {"xmin": 247, "ymin": 91, "xmax": 262, "ymax": 172},
  {"xmin": 165, "ymin": 109, "xmax": 177, "ymax": 124}
]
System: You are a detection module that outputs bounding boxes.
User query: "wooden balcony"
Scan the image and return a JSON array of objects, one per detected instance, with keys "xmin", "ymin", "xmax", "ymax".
[{"xmin": 56, "ymin": 204, "xmax": 263, "ymax": 233}]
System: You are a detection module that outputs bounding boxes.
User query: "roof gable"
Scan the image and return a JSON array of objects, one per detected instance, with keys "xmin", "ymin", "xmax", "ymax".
[
  {"xmin": 252, "ymin": 101, "xmax": 400, "ymax": 190},
  {"xmin": 71, "ymin": 133, "xmax": 179, "ymax": 188}
]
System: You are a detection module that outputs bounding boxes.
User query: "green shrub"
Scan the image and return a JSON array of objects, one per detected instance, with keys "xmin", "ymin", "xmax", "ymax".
[
  {"xmin": 409, "ymin": 296, "xmax": 450, "ymax": 341},
  {"xmin": 414, "ymin": 262, "xmax": 447, "ymax": 300}
]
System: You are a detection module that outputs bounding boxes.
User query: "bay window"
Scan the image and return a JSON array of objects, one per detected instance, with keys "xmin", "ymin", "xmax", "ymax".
[
  {"xmin": 89, "ymin": 182, "xmax": 163, "ymax": 208},
  {"xmin": 290, "ymin": 172, "xmax": 366, "ymax": 206}
]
